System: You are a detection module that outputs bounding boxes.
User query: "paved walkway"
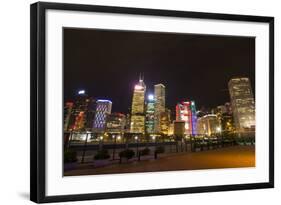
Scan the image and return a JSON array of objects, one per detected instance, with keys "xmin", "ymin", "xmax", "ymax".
[{"xmin": 64, "ymin": 145, "xmax": 255, "ymax": 176}]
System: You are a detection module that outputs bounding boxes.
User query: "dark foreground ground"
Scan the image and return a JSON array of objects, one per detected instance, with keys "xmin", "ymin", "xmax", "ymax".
[{"xmin": 64, "ymin": 145, "xmax": 255, "ymax": 176}]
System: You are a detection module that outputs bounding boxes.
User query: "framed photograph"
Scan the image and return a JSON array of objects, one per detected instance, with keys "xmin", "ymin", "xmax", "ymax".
[{"xmin": 30, "ymin": 2, "xmax": 274, "ymax": 203}]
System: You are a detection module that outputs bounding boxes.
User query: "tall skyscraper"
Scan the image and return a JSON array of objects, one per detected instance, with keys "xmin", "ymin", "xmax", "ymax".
[
  {"xmin": 176, "ymin": 101, "xmax": 197, "ymax": 135},
  {"xmin": 93, "ymin": 99, "xmax": 112, "ymax": 132},
  {"xmin": 228, "ymin": 77, "xmax": 255, "ymax": 132},
  {"xmin": 130, "ymin": 75, "xmax": 146, "ymax": 134},
  {"xmin": 145, "ymin": 94, "xmax": 155, "ymax": 134},
  {"xmin": 154, "ymin": 84, "xmax": 165, "ymax": 133}
]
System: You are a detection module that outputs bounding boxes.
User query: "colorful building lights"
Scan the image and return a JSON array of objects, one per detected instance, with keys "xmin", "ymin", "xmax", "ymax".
[{"xmin": 176, "ymin": 101, "xmax": 197, "ymax": 135}]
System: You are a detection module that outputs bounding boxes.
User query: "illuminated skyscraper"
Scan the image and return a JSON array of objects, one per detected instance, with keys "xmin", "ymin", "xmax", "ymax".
[
  {"xmin": 154, "ymin": 84, "xmax": 165, "ymax": 133},
  {"xmin": 228, "ymin": 77, "xmax": 255, "ymax": 132},
  {"xmin": 176, "ymin": 101, "xmax": 197, "ymax": 135},
  {"xmin": 93, "ymin": 99, "xmax": 112, "ymax": 132},
  {"xmin": 145, "ymin": 94, "xmax": 155, "ymax": 134},
  {"xmin": 130, "ymin": 75, "xmax": 146, "ymax": 134}
]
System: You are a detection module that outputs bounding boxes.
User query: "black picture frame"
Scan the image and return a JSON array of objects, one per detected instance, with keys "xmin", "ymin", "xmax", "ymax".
[{"xmin": 30, "ymin": 2, "xmax": 274, "ymax": 203}]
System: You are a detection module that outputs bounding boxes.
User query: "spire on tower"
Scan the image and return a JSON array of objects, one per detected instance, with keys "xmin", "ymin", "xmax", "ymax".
[{"xmin": 139, "ymin": 73, "xmax": 144, "ymax": 82}]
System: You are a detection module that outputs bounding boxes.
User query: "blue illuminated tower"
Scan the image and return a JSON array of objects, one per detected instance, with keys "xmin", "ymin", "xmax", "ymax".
[{"xmin": 93, "ymin": 99, "xmax": 112, "ymax": 132}]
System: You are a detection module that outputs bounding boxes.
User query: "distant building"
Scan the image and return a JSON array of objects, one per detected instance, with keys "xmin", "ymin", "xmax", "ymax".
[
  {"xmin": 106, "ymin": 113, "xmax": 126, "ymax": 134},
  {"xmin": 214, "ymin": 103, "xmax": 235, "ymax": 133},
  {"xmin": 160, "ymin": 108, "xmax": 171, "ymax": 135},
  {"xmin": 130, "ymin": 75, "xmax": 146, "ymax": 134},
  {"xmin": 173, "ymin": 121, "xmax": 185, "ymax": 138},
  {"xmin": 168, "ymin": 123, "xmax": 174, "ymax": 136},
  {"xmin": 197, "ymin": 114, "xmax": 221, "ymax": 136},
  {"xmin": 64, "ymin": 102, "xmax": 74, "ymax": 132},
  {"xmin": 228, "ymin": 77, "xmax": 255, "ymax": 132},
  {"xmin": 215, "ymin": 102, "xmax": 232, "ymax": 115},
  {"xmin": 176, "ymin": 101, "xmax": 197, "ymax": 135},
  {"xmin": 154, "ymin": 84, "xmax": 165, "ymax": 133},
  {"xmin": 125, "ymin": 113, "xmax": 131, "ymax": 133},
  {"xmin": 69, "ymin": 90, "xmax": 95, "ymax": 131},
  {"xmin": 93, "ymin": 99, "xmax": 112, "ymax": 132},
  {"xmin": 145, "ymin": 94, "xmax": 155, "ymax": 134},
  {"xmin": 220, "ymin": 113, "xmax": 235, "ymax": 133}
]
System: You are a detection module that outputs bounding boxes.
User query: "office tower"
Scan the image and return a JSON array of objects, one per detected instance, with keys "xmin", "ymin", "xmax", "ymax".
[
  {"xmin": 154, "ymin": 84, "xmax": 165, "ymax": 133},
  {"xmin": 196, "ymin": 114, "xmax": 221, "ymax": 136},
  {"xmin": 93, "ymin": 99, "xmax": 112, "ymax": 132},
  {"xmin": 130, "ymin": 75, "xmax": 146, "ymax": 134},
  {"xmin": 145, "ymin": 94, "xmax": 155, "ymax": 134},
  {"xmin": 228, "ymin": 77, "xmax": 255, "ymax": 132},
  {"xmin": 176, "ymin": 101, "xmax": 197, "ymax": 135}
]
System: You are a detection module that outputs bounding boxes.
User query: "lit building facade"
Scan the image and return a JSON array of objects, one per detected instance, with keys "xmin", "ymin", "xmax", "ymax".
[
  {"xmin": 197, "ymin": 114, "xmax": 221, "ymax": 136},
  {"xmin": 93, "ymin": 99, "xmax": 112, "ymax": 132},
  {"xmin": 130, "ymin": 76, "xmax": 146, "ymax": 134},
  {"xmin": 215, "ymin": 102, "xmax": 235, "ymax": 133},
  {"xmin": 145, "ymin": 94, "xmax": 155, "ymax": 134},
  {"xmin": 160, "ymin": 108, "xmax": 171, "ymax": 135},
  {"xmin": 69, "ymin": 90, "xmax": 95, "ymax": 131},
  {"xmin": 64, "ymin": 102, "xmax": 74, "ymax": 132},
  {"xmin": 154, "ymin": 84, "xmax": 165, "ymax": 133},
  {"xmin": 106, "ymin": 113, "xmax": 126, "ymax": 134},
  {"xmin": 168, "ymin": 123, "xmax": 174, "ymax": 136},
  {"xmin": 176, "ymin": 101, "xmax": 197, "ymax": 135},
  {"xmin": 228, "ymin": 77, "xmax": 255, "ymax": 132}
]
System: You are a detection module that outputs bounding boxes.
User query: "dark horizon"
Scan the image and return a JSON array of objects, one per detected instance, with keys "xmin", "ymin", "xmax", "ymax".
[{"xmin": 64, "ymin": 28, "xmax": 255, "ymax": 114}]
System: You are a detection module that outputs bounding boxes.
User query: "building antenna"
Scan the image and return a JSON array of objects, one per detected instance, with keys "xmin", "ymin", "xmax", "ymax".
[{"xmin": 139, "ymin": 73, "xmax": 144, "ymax": 82}]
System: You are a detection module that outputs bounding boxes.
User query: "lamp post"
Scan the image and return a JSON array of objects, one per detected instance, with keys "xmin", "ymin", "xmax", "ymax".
[
  {"xmin": 153, "ymin": 135, "xmax": 158, "ymax": 159},
  {"xmin": 112, "ymin": 135, "xmax": 117, "ymax": 160},
  {"xmin": 99, "ymin": 135, "xmax": 104, "ymax": 151},
  {"xmin": 81, "ymin": 132, "xmax": 89, "ymax": 164},
  {"xmin": 135, "ymin": 136, "xmax": 139, "ymax": 157}
]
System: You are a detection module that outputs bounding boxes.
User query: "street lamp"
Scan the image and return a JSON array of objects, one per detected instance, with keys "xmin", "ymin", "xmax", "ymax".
[{"xmin": 216, "ymin": 127, "xmax": 222, "ymax": 133}]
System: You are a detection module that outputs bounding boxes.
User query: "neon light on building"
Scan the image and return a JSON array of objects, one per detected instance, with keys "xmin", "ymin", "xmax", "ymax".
[{"xmin": 176, "ymin": 101, "xmax": 197, "ymax": 135}]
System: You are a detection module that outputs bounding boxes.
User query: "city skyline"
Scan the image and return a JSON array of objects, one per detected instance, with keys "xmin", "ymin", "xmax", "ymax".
[
  {"xmin": 64, "ymin": 28, "xmax": 255, "ymax": 113},
  {"xmin": 63, "ymin": 28, "xmax": 256, "ymax": 176}
]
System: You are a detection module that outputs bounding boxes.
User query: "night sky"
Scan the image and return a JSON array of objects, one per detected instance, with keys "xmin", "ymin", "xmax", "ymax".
[{"xmin": 64, "ymin": 28, "xmax": 255, "ymax": 114}]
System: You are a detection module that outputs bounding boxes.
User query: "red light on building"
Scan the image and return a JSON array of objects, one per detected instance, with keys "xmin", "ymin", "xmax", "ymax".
[{"xmin": 176, "ymin": 101, "xmax": 197, "ymax": 135}]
